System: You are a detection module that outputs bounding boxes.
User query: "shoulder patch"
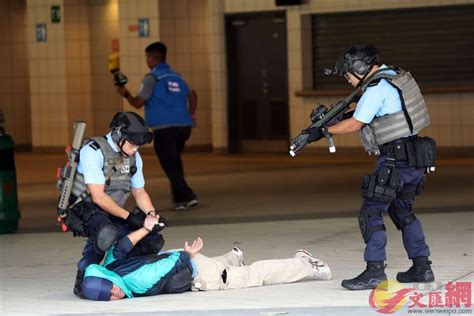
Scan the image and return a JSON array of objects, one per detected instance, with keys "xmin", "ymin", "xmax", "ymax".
[
  {"xmin": 368, "ymin": 78, "xmax": 383, "ymax": 87},
  {"xmin": 89, "ymin": 141, "xmax": 100, "ymax": 151}
]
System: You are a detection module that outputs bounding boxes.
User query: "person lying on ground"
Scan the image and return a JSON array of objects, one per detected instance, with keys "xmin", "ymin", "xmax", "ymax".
[{"xmin": 81, "ymin": 216, "xmax": 332, "ymax": 301}]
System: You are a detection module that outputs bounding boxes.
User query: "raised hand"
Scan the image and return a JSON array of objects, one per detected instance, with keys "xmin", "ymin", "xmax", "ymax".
[{"xmin": 184, "ymin": 237, "xmax": 204, "ymax": 257}]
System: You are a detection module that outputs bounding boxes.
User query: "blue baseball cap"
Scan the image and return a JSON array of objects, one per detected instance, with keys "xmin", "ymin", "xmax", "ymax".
[{"xmin": 82, "ymin": 276, "xmax": 113, "ymax": 301}]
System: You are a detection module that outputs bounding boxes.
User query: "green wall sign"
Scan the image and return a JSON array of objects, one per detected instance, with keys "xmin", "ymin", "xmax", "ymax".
[{"xmin": 51, "ymin": 5, "xmax": 61, "ymax": 23}]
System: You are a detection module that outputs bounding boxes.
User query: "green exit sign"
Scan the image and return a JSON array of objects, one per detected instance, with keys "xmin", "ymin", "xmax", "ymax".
[{"xmin": 51, "ymin": 5, "xmax": 61, "ymax": 23}]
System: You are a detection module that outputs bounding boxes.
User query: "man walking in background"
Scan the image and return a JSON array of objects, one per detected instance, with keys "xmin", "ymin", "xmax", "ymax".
[{"xmin": 117, "ymin": 42, "xmax": 198, "ymax": 211}]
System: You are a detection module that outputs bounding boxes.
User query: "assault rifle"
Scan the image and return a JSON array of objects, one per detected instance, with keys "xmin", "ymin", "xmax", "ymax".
[
  {"xmin": 289, "ymin": 88, "xmax": 361, "ymax": 157},
  {"xmin": 56, "ymin": 121, "xmax": 86, "ymax": 231}
]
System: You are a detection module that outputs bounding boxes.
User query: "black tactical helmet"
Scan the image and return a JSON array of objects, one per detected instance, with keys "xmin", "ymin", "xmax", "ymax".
[
  {"xmin": 330, "ymin": 44, "xmax": 380, "ymax": 77},
  {"xmin": 110, "ymin": 112, "xmax": 153, "ymax": 146}
]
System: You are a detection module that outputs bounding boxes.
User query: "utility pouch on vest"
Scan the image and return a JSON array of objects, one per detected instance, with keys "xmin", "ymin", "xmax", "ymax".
[
  {"xmin": 413, "ymin": 137, "xmax": 437, "ymax": 168},
  {"xmin": 359, "ymin": 125, "xmax": 381, "ymax": 155},
  {"xmin": 361, "ymin": 159, "xmax": 400, "ymax": 203},
  {"xmin": 406, "ymin": 140, "xmax": 417, "ymax": 167}
]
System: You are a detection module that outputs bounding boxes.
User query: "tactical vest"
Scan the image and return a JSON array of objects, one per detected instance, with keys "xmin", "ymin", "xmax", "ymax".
[
  {"xmin": 71, "ymin": 136, "xmax": 136, "ymax": 207},
  {"xmin": 359, "ymin": 67, "xmax": 430, "ymax": 155}
]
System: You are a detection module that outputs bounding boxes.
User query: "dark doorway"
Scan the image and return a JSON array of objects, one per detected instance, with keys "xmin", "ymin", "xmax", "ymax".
[{"xmin": 226, "ymin": 12, "xmax": 289, "ymax": 153}]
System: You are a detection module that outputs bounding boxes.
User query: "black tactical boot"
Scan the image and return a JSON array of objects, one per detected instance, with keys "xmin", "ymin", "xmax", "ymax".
[
  {"xmin": 73, "ymin": 269, "xmax": 85, "ymax": 298},
  {"xmin": 397, "ymin": 256, "xmax": 435, "ymax": 283},
  {"xmin": 341, "ymin": 261, "xmax": 387, "ymax": 290}
]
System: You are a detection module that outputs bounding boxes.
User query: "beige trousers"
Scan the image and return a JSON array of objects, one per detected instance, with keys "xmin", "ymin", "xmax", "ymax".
[{"xmin": 191, "ymin": 253, "xmax": 313, "ymax": 291}]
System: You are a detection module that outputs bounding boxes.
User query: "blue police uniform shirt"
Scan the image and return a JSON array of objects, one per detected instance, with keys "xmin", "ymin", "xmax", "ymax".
[
  {"xmin": 77, "ymin": 132, "xmax": 145, "ymax": 188},
  {"xmin": 143, "ymin": 63, "xmax": 194, "ymax": 128},
  {"xmin": 353, "ymin": 64, "xmax": 402, "ymax": 124}
]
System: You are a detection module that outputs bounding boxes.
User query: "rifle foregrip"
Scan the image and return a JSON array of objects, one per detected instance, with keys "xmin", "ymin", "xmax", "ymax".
[
  {"xmin": 289, "ymin": 133, "xmax": 309, "ymax": 157},
  {"xmin": 327, "ymin": 136, "xmax": 336, "ymax": 153}
]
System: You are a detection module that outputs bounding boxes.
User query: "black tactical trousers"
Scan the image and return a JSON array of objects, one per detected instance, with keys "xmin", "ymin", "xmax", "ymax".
[{"xmin": 153, "ymin": 126, "xmax": 196, "ymax": 203}]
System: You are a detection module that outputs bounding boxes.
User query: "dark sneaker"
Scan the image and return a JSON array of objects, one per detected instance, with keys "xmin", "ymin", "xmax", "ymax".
[
  {"xmin": 341, "ymin": 261, "xmax": 387, "ymax": 290},
  {"xmin": 397, "ymin": 257, "xmax": 435, "ymax": 283},
  {"xmin": 73, "ymin": 269, "xmax": 85, "ymax": 298}
]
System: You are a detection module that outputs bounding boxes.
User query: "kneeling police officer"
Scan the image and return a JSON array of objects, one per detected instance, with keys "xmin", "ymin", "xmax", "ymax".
[
  {"xmin": 68, "ymin": 112, "xmax": 166, "ymax": 297},
  {"xmin": 308, "ymin": 44, "xmax": 436, "ymax": 290}
]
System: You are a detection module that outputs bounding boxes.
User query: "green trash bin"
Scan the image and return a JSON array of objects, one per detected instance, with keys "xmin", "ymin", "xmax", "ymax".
[{"xmin": 0, "ymin": 125, "xmax": 20, "ymax": 234}]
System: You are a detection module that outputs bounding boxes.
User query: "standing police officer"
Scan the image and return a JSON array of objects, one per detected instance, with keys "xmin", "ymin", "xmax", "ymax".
[
  {"xmin": 70, "ymin": 112, "xmax": 165, "ymax": 297},
  {"xmin": 308, "ymin": 45, "xmax": 436, "ymax": 290},
  {"xmin": 116, "ymin": 42, "xmax": 198, "ymax": 211}
]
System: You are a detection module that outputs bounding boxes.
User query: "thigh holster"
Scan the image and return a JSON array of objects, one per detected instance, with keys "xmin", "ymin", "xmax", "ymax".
[
  {"xmin": 65, "ymin": 201, "xmax": 100, "ymax": 237},
  {"xmin": 361, "ymin": 158, "xmax": 400, "ymax": 204},
  {"xmin": 358, "ymin": 209, "xmax": 385, "ymax": 243}
]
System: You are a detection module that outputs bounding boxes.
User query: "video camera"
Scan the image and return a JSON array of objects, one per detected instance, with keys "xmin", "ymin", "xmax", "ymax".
[{"xmin": 108, "ymin": 53, "xmax": 128, "ymax": 86}]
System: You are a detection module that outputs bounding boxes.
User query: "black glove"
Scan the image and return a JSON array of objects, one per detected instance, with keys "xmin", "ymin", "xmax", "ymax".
[
  {"xmin": 146, "ymin": 210, "xmax": 169, "ymax": 227},
  {"xmin": 305, "ymin": 127, "xmax": 325, "ymax": 143},
  {"xmin": 126, "ymin": 207, "xmax": 146, "ymax": 230},
  {"xmin": 150, "ymin": 213, "xmax": 169, "ymax": 234},
  {"xmin": 158, "ymin": 215, "xmax": 169, "ymax": 227}
]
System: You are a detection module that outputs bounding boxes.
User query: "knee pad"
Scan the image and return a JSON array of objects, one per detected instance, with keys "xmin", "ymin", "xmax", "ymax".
[
  {"xmin": 95, "ymin": 224, "xmax": 118, "ymax": 252},
  {"xmin": 358, "ymin": 209, "xmax": 385, "ymax": 243},
  {"xmin": 388, "ymin": 208, "xmax": 417, "ymax": 230}
]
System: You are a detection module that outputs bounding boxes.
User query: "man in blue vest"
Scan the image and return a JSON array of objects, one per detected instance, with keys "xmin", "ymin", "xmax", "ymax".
[{"xmin": 117, "ymin": 42, "xmax": 198, "ymax": 211}]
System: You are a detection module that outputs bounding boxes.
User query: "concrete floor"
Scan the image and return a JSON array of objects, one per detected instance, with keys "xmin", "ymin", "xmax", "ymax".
[{"xmin": 1, "ymin": 150, "xmax": 473, "ymax": 315}]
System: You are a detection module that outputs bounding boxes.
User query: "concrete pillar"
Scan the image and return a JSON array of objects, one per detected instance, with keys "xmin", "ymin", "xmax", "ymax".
[
  {"xmin": 117, "ymin": 0, "xmax": 160, "ymax": 119},
  {"xmin": 208, "ymin": 0, "xmax": 228, "ymax": 151},
  {"xmin": 26, "ymin": 0, "xmax": 93, "ymax": 148},
  {"xmin": 0, "ymin": 0, "xmax": 31, "ymax": 147}
]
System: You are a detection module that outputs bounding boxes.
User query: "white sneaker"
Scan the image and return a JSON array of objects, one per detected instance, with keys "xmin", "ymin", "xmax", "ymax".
[
  {"xmin": 225, "ymin": 246, "xmax": 245, "ymax": 266},
  {"xmin": 186, "ymin": 199, "xmax": 199, "ymax": 208},
  {"xmin": 295, "ymin": 249, "xmax": 332, "ymax": 280}
]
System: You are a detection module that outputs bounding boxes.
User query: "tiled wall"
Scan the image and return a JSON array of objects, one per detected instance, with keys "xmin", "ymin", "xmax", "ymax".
[
  {"xmin": 88, "ymin": 0, "xmax": 121, "ymax": 136},
  {"xmin": 64, "ymin": 0, "xmax": 94, "ymax": 136},
  {"xmin": 117, "ymin": 0, "xmax": 159, "ymax": 121},
  {"xmin": 208, "ymin": 0, "xmax": 228, "ymax": 150},
  {"xmin": 159, "ymin": 0, "xmax": 212, "ymax": 147},
  {"xmin": 27, "ymin": 0, "xmax": 70, "ymax": 147},
  {"xmin": 0, "ymin": 0, "xmax": 31, "ymax": 146}
]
